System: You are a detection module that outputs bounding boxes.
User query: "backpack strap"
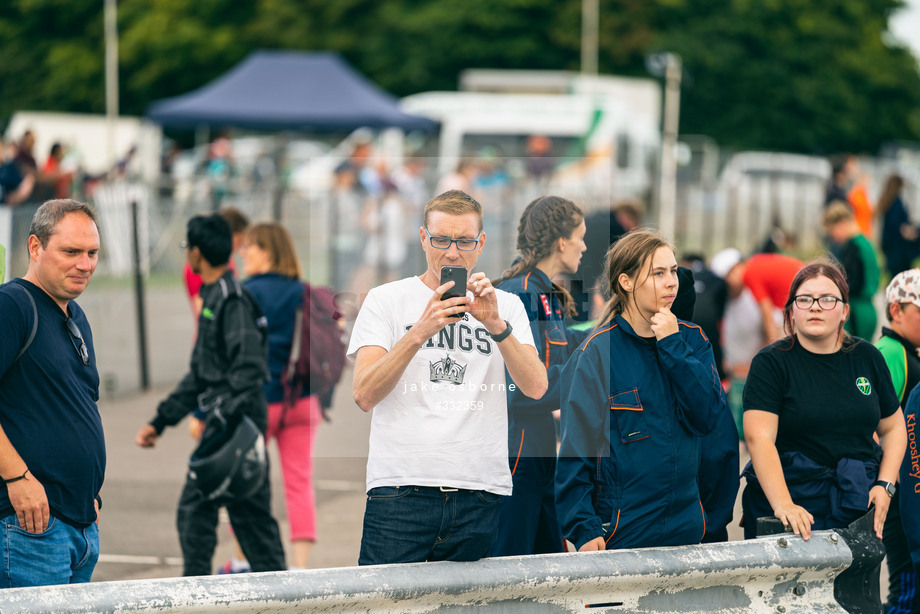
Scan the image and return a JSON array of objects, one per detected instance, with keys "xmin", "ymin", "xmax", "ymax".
[
  {"xmin": 7, "ymin": 283, "xmax": 38, "ymax": 363},
  {"xmin": 213, "ymin": 275, "xmax": 268, "ymax": 363},
  {"xmin": 278, "ymin": 283, "xmax": 307, "ymax": 427},
  {"xmin": 15, "ymin": 285, "xmax": 38, "ymax": 362},
  {"xmin": 220, "ymin": 276, "xmax": 267, "ymax": 338},
  {"xmin": 0, "ymin": 282, "xmax": 38, "ymax": 372},
  {"xmin": 284, "ymin": 290, "xmax": 306, "ymax": 400}
]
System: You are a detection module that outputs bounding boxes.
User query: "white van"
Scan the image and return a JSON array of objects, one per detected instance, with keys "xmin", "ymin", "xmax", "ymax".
[{"xmin": 400, "ymin": 70, "xmax": 661, "ymax": 205}]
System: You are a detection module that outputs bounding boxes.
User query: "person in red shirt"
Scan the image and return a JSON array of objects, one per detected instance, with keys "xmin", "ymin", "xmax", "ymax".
[
  {"xmin": 711, "ymin": 250, "xmax": 803, "ymax": 344},
  {"xmin": 41, "ymin": 143, "xmax": 73, "ymax": 199}
]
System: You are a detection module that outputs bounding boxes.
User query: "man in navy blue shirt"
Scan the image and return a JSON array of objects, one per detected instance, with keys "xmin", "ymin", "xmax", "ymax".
[{"xmin": 0, "ymin": 199, "xmax": 105, "ymax": 587}]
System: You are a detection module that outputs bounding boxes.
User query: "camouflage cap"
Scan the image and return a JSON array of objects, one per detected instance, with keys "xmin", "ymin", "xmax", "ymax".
[{"xmin": 886, "ymin": 269, "xmax": 920, "ymax": 308}]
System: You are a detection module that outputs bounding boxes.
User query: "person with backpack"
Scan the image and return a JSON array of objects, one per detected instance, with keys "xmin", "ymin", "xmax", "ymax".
[
  {"xmin": 238, "ymin": 222, "xmax": 344, "ymax": 570},
  {"xmin": 134, "ymin": 214, "xmax": 286, "ymax": 576},
  {"xmin": 0, "ymin": 199, "xmax": 105, "ymax": 587}
]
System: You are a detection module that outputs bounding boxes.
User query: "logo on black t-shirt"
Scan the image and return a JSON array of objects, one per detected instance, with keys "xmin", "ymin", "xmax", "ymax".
[{"xmin": 856, "ymin": 377, "xmax": 871, "ymax": 395}]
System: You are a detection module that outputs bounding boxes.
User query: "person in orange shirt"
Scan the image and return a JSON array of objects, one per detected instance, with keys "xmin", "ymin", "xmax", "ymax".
[
  {"xmin": 824, "ymin": 154, "xmax": 873, "ymax": 238},
  {"xmin": 847, "ymin": 161, "xmax": 874, "ymax": 238},
  {"xmin": 712, "ymin": 250, "xmax": 804, "ymax": 344}
]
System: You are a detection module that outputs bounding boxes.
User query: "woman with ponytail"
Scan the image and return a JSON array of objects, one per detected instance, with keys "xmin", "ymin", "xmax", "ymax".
[
  {"xmin": 555, "ymin": 229, "xmax": 728, "ymax": 551},
  {"xmin": 491, "ymin": 195, "xmax": 588, "ymax": 556}
]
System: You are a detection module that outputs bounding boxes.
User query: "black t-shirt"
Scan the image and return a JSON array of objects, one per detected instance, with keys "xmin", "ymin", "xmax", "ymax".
[
  {"xmin": 687, "ymin": 267, "xmax": 727, "ymax": 380},
  {"xmin": 742, "ymin": 338, "xmax": 899, "ymax": 468},
  {"xmin": 838, "ymin": 239, "xmax": 866, "ymax": 296}
]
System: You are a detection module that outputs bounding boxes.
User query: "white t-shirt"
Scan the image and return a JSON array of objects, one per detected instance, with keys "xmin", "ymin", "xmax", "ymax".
[
  {"xmin": 723, "ymin": 288, "xmax": 765, "ymax": 374},
  {"xmin": 347, "ymin": 276, "xmax": 535, "ymax": 495}
]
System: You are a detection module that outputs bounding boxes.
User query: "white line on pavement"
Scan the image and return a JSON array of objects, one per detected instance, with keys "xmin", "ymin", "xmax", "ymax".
[
  {"xmin": 315, "ymin": 479, "xmax": 364, "ymax": 491},
  {"xmin": 98, "ymin": 554, "xmax": 183, "ymax": 566}
]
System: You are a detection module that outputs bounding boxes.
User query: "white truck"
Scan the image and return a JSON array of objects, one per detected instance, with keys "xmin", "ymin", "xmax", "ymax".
[{"xmin": 400, "ymin": 69, "xmax": 662, "ymax": 205}]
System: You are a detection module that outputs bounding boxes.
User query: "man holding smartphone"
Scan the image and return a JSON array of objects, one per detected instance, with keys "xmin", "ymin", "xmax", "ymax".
[{"xmin": 349, "ymin": 189, "xmax": 548, "ymax": 565}]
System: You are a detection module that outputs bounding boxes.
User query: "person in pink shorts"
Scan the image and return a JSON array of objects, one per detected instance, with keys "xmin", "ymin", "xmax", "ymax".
[{"xmin": 239, "ymin": 222, "xmax": 324, "ymax": 568}]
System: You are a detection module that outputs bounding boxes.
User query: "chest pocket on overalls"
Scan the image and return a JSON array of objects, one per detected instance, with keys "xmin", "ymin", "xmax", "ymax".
[
  {"xmin": 610, "ymin": 388, "xmax": 648, "ymax": 444},
  {"xmin": 543, "ymin": 325, "xmax": 569, "ymax": 368}
]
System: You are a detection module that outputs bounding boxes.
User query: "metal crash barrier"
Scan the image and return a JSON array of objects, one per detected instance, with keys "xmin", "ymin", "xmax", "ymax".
[{"xmin": 0, "ymin": 513, "xmax": 882, "ymax": 613}]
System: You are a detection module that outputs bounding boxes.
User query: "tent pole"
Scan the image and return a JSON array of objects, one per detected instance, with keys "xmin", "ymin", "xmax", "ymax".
[{"xmin": 272, "ymin": 133, "xmax": 288, "ymax": 222}]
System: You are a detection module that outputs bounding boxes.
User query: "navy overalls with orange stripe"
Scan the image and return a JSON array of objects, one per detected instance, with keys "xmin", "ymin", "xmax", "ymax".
[
  {"xmin": 555, "ymin": 313, "xmax": 727, "ymax": 551},
  {"xmin": 493, "ymin": 268, "xmax": 587, "ymax": 556}
]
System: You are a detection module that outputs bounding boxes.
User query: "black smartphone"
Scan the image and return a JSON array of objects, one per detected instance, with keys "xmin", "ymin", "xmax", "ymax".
[{"xmin": 439, "ymin": 265, "xmax": 468, "ymax": 318}]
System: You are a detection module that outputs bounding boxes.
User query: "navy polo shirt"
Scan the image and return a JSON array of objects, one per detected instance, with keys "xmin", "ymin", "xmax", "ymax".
[{"xmin": 0, "ymin": 279, "xmax": 105, "ymax": 527}]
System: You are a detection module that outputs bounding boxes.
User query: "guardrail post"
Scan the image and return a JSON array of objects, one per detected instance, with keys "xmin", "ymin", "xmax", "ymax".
[
  {"xmin": 756, "ymin": 508, "xmax": 884, "ymax": 614},
  {"xmin": 834, "ymin": 511, "xmax": 885, "ymax": 614}
]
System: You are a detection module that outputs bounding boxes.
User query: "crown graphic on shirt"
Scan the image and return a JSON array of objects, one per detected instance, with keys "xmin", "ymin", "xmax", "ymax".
[{"xmin": 429, "ymin": 354, "xmax": 466, "ymax": 384}]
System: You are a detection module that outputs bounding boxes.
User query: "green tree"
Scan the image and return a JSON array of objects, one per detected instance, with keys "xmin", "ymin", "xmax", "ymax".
[
  {"xmin": 0, "ymin": 0, "xmax": 105, "ymax": 118},
  {"xmin": 651, "ymin": 0, "xmax": 920, "ymax": 152},
  {"xmin": 118, "ymin": 0, "xmax": 256, "ymax": 117},
  {"xmin": 1, "ymin": 0, "xmax": 918, "ymax": 154}
]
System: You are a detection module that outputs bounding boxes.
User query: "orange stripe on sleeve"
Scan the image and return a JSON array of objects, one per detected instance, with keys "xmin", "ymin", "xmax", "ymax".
[{"xmin": 678, "ymin": 321, "xmax": 708, "ymax": 342}]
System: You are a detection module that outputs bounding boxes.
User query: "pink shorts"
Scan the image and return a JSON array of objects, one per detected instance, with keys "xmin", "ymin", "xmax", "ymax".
[{"xmin": 265, "ymin": 395, "xmax": 321, "ymax": 542}]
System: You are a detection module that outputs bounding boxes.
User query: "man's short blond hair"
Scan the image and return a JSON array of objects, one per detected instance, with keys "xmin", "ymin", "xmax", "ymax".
[
  {"xmin": 822, "ymin": 201, "xmax": 853, "ymax": 229},
  {"xmin": 423, "ymin": 190, "xmax": 483, "ymax": 232}
]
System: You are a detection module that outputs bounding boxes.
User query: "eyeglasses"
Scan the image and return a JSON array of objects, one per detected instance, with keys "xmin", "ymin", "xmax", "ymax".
[
  {"xmin": 424, "ymin": 228, "xmax": 482, "ymax": 251},
  {"xmin": 65, "ymin": 318, "xmax": 90, "ymax": 366},
  {"xmin": 793, "ymin": 295, "xmax": 844, "ymax": 310}
]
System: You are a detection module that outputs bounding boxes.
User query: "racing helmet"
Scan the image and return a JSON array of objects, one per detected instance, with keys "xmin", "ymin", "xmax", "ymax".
[{"xmin": 188, "ymin": 413, "xmax": 267, "ymax": 502}]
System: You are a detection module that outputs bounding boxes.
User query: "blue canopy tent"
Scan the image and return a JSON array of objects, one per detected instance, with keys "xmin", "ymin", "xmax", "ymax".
[{"xmin": 146, "ymin": 49, "xmax": 436, "ymax": 132}]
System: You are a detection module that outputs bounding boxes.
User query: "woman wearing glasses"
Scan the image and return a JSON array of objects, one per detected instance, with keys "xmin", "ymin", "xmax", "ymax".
[
  {"xmin": 742, "ymin": 260, "xmax": 906, "ymax": 541},
  {"xmin": 490, "ymin": 195, "xmax": 588, "ymax": 556}
]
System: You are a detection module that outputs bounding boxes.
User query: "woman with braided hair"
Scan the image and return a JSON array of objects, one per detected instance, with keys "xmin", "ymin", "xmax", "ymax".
[{"xmin": 492, "ymin": 195, "xmax": 588, "ymax": 556}]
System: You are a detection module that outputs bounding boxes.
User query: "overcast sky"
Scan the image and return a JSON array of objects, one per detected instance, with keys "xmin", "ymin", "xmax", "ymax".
[{"xmin": 891, "ymin": 0, "xmax": 920, "ymax": 60}]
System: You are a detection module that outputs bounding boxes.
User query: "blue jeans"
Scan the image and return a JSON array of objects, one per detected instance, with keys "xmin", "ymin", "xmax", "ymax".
[
  {"xmin": 358, "ymin": 486, "xmax": 500, "ymax": 565},
  {"xmin": 0, "ymin": 513, "xmax": 99, "ymax": 587}
]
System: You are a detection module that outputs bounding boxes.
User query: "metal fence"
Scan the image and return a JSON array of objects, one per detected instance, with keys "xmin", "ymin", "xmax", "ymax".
[{"xmin": 3, "ymin": 149, "xmax": 919, "ymax": 304}]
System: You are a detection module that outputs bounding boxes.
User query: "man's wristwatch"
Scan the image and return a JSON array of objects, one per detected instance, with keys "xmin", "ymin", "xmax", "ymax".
[
  {"xmin": 873, "ymin": 480, "xmax": 896, "ymax": 497},
  {"xmin": 489, "ymin": 320, "xmax": 513, "ymax": 343}
]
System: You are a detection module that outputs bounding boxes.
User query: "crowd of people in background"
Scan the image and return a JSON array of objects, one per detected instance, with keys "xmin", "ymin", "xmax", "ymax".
[
  {"xmin": 4, "ymin": 131, "xmax": 920, "ymax": 614},
  {"xmin": 331, "ymin": 147, "xmax": 920, "ymax": 612},
  {"xmin": 0, "ymin": 129, "xmax": 138, "ymax": 207}
]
